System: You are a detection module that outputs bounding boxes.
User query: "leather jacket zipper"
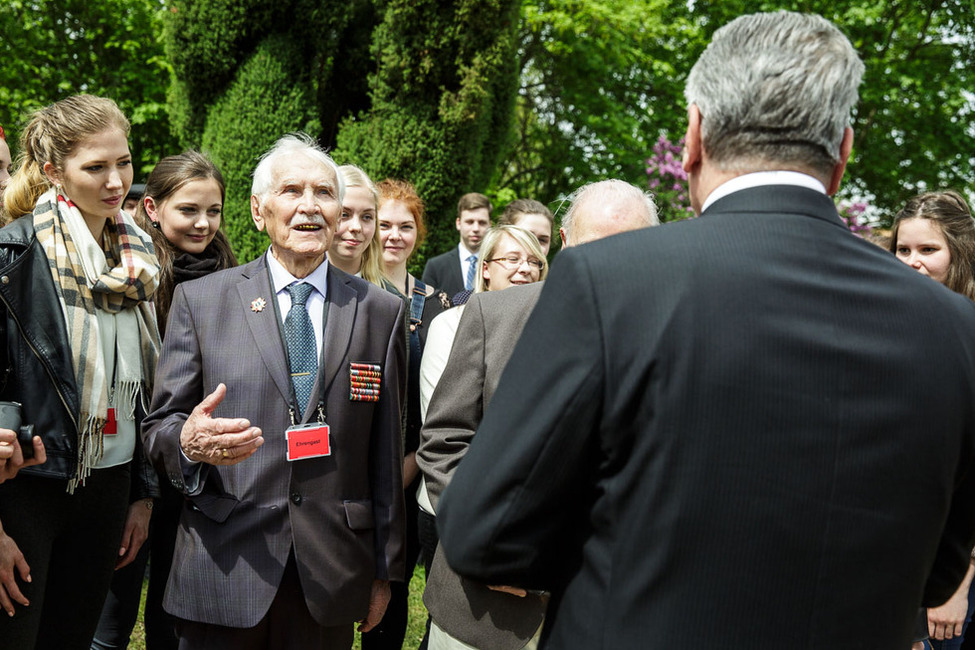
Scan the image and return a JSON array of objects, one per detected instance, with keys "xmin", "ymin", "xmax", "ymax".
[{"xmin": 0, "ymin": 292, "xmax": 79, "ymax": 434}]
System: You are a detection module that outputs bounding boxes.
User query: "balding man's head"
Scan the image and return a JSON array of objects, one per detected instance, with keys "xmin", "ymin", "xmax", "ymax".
[{"xmin": 559, "ymin": 180, "xmax": 659, "ymax": 247}]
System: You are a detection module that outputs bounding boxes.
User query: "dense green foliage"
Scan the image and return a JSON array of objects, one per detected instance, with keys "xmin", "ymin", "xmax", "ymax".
[
  {"xmin": 498, "ymin": 0, "xmax": 974, "ymax": 226},
  {"xmin": 201, "ymin": 35, "xmax": 321, "ymax": 262},
  {"xmin": 2, "ymin": 0, "xmax": 970, "ymax": 249},
  {"xmin": 497, "ymin": 0, "xmax": 692, "ymax": 209},
  {"xmin": 678, "ymin": 1, "xmax": 975, "ymax": 222},
  {"xmin": 0, "ymin": 0, "xmax": 177, "ymax": 180},
  {"xmin": 165, "ymin": 0, "xmax": 520, "ymax": 267},
  {"xmin": 164, "ymin": 0, "xmax": 355, "ymax": 262},
  {"xmin": 334, "ymin": 0, "xmax": 522, "ymax": 270}
]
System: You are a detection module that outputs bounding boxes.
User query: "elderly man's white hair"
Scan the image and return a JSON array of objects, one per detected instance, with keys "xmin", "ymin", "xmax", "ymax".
[
  {"xmin": 560, "ymin": 179, "xmax": 659, "ymax": 243},
  {"xmin": 684, "ymin": 11, "xmax": 864, "ymax": 177},
  {"xmin": 251, "ymin": 132, "xmax": 345, "ymax": 205}
]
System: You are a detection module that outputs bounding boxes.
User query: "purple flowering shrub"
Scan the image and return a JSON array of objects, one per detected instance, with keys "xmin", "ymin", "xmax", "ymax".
[
  {"xmin": 645, "ymin": 136, "xmax": 694, "ymax": 222},
  {"xmin": 836, "ymin": 200, "xmax": 873, "ymax": 235}
]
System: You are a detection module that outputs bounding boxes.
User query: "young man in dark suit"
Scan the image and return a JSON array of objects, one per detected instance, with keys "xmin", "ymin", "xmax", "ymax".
[
  {"xmin": 144, "ymin": 134, "xmax": 406, "ymax": 649},
  {"xmin": 421, "ymin": 193, "xmax": 492, "ymax": 298},
  {"xmin": 438, "ymin": 12, "xmax": 975, "ymax": 649}
]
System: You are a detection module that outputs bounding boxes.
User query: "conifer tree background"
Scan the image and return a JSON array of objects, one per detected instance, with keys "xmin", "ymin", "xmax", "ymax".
[{"xmin": 164, "ymin": 0, "xmax": 520, "ymax": 266}]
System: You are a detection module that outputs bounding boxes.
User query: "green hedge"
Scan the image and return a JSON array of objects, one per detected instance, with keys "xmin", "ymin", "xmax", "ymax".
[{"xmin": 202, "ymin": 34, "xmax": 320, "ymax": 262}]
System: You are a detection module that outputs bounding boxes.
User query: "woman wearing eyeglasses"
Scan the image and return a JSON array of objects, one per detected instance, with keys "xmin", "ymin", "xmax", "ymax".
[{"xmin": 420, "ymin": 224, "xmax": 547, "ymax": 425}]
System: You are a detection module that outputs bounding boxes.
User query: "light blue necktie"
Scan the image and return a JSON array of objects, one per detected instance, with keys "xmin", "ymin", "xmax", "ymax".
[
  {"xmin": 285, "ymin": 282, "xmax": 317, "ymax": 419},
  {"xmin": 464, "ymin": 254, "xmax": 478, "ymax": 290}
]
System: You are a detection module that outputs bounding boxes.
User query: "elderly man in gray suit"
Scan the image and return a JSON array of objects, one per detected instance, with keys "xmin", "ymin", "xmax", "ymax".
[
  {"xmin": 143, "ymin": 134, "xmax": 407, "ymax": 650},
  {"xmin": 417, "ymin": 179, "xmax": 658, "ymax": 650}
]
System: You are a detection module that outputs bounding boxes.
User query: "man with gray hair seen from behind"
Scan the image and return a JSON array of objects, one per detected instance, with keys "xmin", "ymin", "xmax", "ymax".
[
  {"xmin": 143, "ymin": 133, "xmax": 407, "ymax": 649},
  {"xmin": 417, "ymin": 179, "xmax": 656, "ymax": 650},
  {"xmin": 437, "ymin": 12, "xmax": 975, "ymax": 649}
]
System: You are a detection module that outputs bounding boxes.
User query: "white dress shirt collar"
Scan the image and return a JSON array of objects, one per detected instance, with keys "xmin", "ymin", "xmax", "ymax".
[
  {"xmin": 457, "ymin": 242, "xmax": 477, "ymax": 264},
  {"xmin": 701, "ymin": 171, "xmax": 826, "ymax": 214},
  {"xmin": 266, "ymin": 248, "xmax": 329, "ymax": 300}
]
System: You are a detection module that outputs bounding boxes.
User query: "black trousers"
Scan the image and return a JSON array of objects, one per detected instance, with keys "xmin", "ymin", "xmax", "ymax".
[
  {"xmin": 0, "ymin": 464, "xmax": 131, "ymax": 650},
  {"xmin": 91, "ymin": 483, "xmax": 182, "ymax": 650}
]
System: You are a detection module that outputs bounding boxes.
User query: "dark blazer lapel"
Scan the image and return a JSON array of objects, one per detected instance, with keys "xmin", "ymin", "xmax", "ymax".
[
  {"xmin": 305, "ymin": 268, "xmax": 357, "ymax": 423},
  {"xmin": 237, "ymin": 257, "xmax": 291, "ymax": 404}
]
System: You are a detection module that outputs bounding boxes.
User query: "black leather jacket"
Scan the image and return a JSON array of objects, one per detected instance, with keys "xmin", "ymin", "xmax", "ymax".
[{"xmin": 0, "ymin": 216, "xmax": 158, "ymax": 499}]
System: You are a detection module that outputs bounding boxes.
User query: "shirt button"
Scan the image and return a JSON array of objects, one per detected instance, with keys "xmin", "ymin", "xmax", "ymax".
[{"xmin": 290, "ymin": 493, "xmax": 302, "ymax": 505}]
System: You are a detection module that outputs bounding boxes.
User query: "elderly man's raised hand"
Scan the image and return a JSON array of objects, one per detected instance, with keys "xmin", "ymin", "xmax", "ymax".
[
  {"xmin": 180, "ymin": 383, "xmax": 263, "ymax": 465},
  {"xmin": 0, "ymin": 429, "xmax": 46, "ymax": 484}
]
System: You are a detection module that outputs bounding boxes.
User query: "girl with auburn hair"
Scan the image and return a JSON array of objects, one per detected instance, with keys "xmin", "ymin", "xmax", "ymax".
[
  {"xmin": 0, "ymin": 94, "xmax": 161, "ymax": 648},
  {"xmin": 329, "ymin": 165, "xmax": 389, "ymax": 289},
  {"xmin": 364, "ymin": 178, "xmax": 449, "ymax": 650},
  {"xmin": 891, "ymin": 191, "xmax": 975, "ymax": 650},
  {"xmin": 92, "ymin": 150, "xmax": 237, "ymax": 650}
]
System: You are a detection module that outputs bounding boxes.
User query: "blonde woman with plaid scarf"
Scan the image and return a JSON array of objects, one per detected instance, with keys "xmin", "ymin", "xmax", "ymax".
[{"xmin": 0, "ymin": 94, "xmax": 161, "ymax": 649}]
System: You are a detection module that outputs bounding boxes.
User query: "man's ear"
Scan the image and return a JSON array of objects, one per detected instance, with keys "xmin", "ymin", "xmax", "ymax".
[
  {"xmin": 455, "ymin": 217, "xmax": 462, "ymax": 232},
  {"xmin": 682, "ymin": 104, "xmax": 702, "ymax": 175},
  {"xmin": 42, "ymin": 161, "xmax": 61, "ymax": 187},
  {"xmin": 827, "ymin": 127, "xmax": 854, "ymax": 196},
  {"xmin": 251, "ymin": 195, "xmax": 265, "ymax": 231},
  {"xmin": 559, "ymin": 227, "xmax": 568, "ymax": 248}
]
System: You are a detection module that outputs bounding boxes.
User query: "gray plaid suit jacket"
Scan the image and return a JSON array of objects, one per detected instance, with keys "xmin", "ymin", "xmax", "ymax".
[{"xmin": 143, "ymin": 254, "xmax": 407, "ymax": 628}]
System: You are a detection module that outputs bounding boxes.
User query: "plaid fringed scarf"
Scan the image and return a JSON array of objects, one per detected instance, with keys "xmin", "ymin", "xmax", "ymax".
[{"xmin": 33, "ymin": 187, "xmax": 161, "ymax": 492}]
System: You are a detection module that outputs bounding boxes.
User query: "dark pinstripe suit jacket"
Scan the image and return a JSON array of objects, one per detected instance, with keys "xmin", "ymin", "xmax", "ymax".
[
  {"xmin": 143, "ymin": 254, "xmax": 407, "ymax": 628},
  {"xmin": 440, "ymin": 186, "xmax": 975, "ymax": 649}
]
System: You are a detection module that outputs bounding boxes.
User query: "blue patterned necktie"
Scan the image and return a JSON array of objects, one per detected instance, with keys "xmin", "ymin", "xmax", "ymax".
[
  {"xmin": 464, "ymin": 254, "xmax": 478, "ymax": 290},
  {"xmin": 285, "ymin": 282, "xmax": 317, "ymax": 419}
]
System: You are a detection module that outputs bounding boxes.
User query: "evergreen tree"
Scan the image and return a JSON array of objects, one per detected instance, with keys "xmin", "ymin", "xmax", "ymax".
[
  {"xmin": 333, "ymin": 0, "xmax": 521, "ymax": 269},
  {"xmin": 164, "ymin": 0, "xmax": 520, "ymax": 266}
]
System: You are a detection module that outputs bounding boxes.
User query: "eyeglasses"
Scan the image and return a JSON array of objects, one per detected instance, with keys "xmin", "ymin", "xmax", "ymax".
[{"xmin": 486, "ymin": 255, "xmax": 544, "ymax": 271}]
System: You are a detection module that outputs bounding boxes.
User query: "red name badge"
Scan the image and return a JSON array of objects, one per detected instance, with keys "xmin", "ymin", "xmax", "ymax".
[
  {"xmin": 286, "ymin": 423, "xmax": 331, "ymax": 461},
  {"xmin": 104, "ymin": 408, "xmax": 117, "ymax": 435}
]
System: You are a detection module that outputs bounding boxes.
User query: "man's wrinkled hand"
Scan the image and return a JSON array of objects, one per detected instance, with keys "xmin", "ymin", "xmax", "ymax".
[
  {"xmin": 179, "ymin": 384, "xmax": 263, "ymax": 465},
  {"xmin": 358, "ymin": 579, "xmax": 391, "ymax": 633}
]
